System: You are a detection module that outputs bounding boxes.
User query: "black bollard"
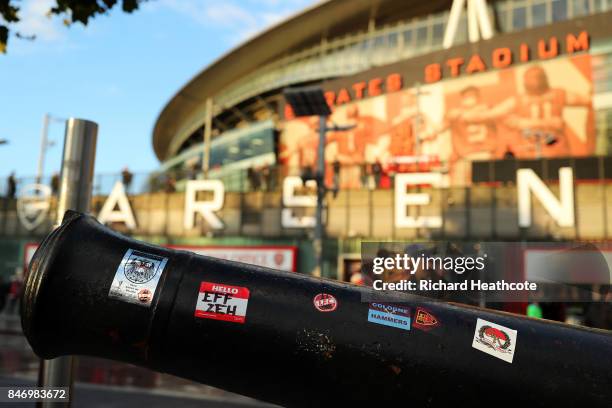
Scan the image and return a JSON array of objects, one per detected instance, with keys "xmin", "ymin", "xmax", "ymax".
[{"xmin": 22, "ymin": 211, "xmax": 612, "ymax": 407}]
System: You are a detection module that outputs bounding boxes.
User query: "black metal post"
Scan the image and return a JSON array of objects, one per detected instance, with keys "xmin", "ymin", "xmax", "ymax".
[{"xmin": 22, "ymin": 212, "xmax": 612, "ymax": 408}]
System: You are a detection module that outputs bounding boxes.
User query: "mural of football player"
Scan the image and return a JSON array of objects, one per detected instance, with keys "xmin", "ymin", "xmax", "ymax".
[
  {"xmin": 447, "ymin": 86, "xmax": 497, "ymax": 159},
  {"xmin": 444, "ymin": 86, "xmax": 498, "ymax": 183},
  {"xmin": 387, "ymin": 92, "xmax": 417, "ymax": 159},
  {"xmin": 460, "ymin": 65, "xmax": 592, "ymax": 159},
  {"xmin": 384, "ymin": 91, "xmax": 439, "ymax": 173},
  {"xmin": 327, "ymin": 104, "xmax": 383, "ymax": 188},
  {"xmin": 327, "ymin": 105, "xmax": 368, "ymax": 165},
  {"xmin": 278, "ymin": 116, "xmax": 320, "ymax": 176}
]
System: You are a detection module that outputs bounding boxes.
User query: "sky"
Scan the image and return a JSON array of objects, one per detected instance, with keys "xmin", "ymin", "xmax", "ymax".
[{"xmin": 0, "ymin": 0, "xmax": 315, "ymax": 179}]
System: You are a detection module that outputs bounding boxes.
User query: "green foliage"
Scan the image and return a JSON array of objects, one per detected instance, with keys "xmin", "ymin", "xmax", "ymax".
[{"xmin": 0, "ymin": 0, "xmax": 148, "ymax": 53}]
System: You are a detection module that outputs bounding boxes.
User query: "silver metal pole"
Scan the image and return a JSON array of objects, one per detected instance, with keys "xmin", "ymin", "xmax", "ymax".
[
  {"xmin": 314, "ymin": 115, "xmax": 327, "ymax": 277},
  {"xmin": 54, "ymin": 119, "xmax": 98, "ymax": 220},
  {"xmin": 36, "ymin": 114, "xmax": 50, "ymax": 184},
  {"xmin": 39, "ymin": 118, "xmax": 98, "ymax": 408}
]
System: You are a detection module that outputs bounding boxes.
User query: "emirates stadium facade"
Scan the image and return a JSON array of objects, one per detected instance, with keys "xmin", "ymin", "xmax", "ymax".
[{"xmin": 150, "ymin": 0, "xmax": 612, "ymax": 280}]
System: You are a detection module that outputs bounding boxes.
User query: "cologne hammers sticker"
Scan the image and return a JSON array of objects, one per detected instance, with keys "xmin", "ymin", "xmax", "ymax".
[
  {"xmin": 195, "ymin": 282, "xmax": 250, "ymax": 323},
  {"xmin": 472, "ymin": 318, "xmax": 517, "ymax": 363}
]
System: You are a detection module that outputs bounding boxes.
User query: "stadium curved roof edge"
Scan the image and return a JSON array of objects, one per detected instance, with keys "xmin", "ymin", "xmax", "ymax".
[{"xmin": 152, "ymin": 0, "xmax": 450, "ymax": 161}]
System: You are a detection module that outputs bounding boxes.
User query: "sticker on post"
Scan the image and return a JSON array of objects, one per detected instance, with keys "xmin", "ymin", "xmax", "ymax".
[
  {"xmin": 412, "ymin": 308, "xmax": 439, "ymax": 331},
  {"xmin": 367, "ymin": 303, "xmax": 411, "ymax": 331},
  {"xmin": 195, "ymin": 282, "xmax": 250, "ymax": 324},
  {"xmin": 313, "ymin": 293, "xmax": 338, "ymax": 312},
  {"xmin": 472, "ymin": 318, "xmax": 517, "ymax": 363},
  {"xmin": 108, "ymin": 249, "xmax": 168, "ymax": 307}
]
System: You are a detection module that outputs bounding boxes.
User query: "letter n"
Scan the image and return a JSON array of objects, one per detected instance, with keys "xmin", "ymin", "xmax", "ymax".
[{"xmin": 517, "ymin": 167, "xmax": 574, "ymax": 228}]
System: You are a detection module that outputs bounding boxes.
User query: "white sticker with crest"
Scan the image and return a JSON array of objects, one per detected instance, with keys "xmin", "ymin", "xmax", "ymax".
[
  {"xmin": 108, "ymin": 249, "xmax": 168, "ymax": 307},
  {"xmin": 472, "ymin": 318, "xmax": 517, "ymax": 363}
]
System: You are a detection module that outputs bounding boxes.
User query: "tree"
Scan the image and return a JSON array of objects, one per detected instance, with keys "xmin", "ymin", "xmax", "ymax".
[{"xmin": 0, "ymin": 0, "xmax": 148, "ymax": 53}]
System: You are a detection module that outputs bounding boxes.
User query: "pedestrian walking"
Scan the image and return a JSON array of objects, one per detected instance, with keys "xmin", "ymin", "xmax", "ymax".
[
  {"xmin": 121, "ymin": 167, "xmax": 134, "ymax": 194},
  {"xmin": 6, "ymin": 172, "xmax": 16, "ymax": 199}
]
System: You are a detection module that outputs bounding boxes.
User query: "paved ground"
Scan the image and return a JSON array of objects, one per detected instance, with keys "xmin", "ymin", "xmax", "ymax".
[
  {"xmin": 0, "ymin": 314, "xmax": 279, "ymax": 407},
  {"xmin": 0, "ymin": 376, "xmax": 278, "ymax": 408}
]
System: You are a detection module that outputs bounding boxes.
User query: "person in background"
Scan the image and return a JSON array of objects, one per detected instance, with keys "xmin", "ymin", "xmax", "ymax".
[
  {"xmin": 164, "ymin": 175, "xmax": 176, "ymax": 193},
  {"xmin": 121, "ymin": 167, "xmax": 133, "ymax": 194},
  {"xmin": 261, "ymin": 165, "xmax": 271, "ymax": 192},
  {"xmin": 372, "ymin": 160, "xmax": 382, "ymax": 188},
  {"xmin": 300, "ymin": 165, "xmax": 314, "ymax": 184},
  {"xmin": 583, "ymin": 284, "xmax": 612, "ymax": 329},
  {"xmin": 6, "ymin": 172, "xmax": 16, "ymax": 199},
  {"xmin": 5, "ymin": 269, "xmax": 23, "ymax": 314},
  {"xmin": 247, "ymin": 167, "xmax": 260, "ymax": 191},
  {"xmin": 348, "ymin": 262, "xmax": 371, "ymax": 286},
  {"xmin": 187, "ymin": 162, "xmax": 198, "ymax": 180},
  {"xmin": 332, "ymin": 158, "xmax": 340, "ymax": 198},
  {"xmin": 50, "ymin": 172, "xmax": 60, "ymax": 195},
  {"xmin": 0, "ymin": 276, "xmax": 9, "ymax": 312}
]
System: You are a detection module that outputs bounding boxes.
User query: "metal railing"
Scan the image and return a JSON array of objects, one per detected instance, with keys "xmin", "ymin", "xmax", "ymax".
[
  {"xmin": 0, "ymin": 157, "xmax": 610, "ymax": 244},
  {"xmin": 2, "ymin": 154, "xmax": 612, "ymax": 198},
  {"xmin": 1, "ymin": 162, "xmax": 440, "ymax": 198}
]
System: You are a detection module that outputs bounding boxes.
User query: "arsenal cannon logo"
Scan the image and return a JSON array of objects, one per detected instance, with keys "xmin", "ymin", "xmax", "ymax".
[{"xmin": 17, "ymin": 184, "xmax": 51, "ymax": 231}]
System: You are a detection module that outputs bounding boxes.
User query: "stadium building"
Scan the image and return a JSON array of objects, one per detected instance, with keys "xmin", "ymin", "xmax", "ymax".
[
  {"xmin": 154, "ymin": 0, "xmax": 611, "ymax": 174},
  {"xmin": 150, "ymin": 0, "xmax": 612, "ymax": 279},
  {"xmin": 3, "ymin": 0, "xmax": 612, "ymax": 284},
  {"xmin": 1, "ymin": 0, "xmax": 610, "ymax": 392}
]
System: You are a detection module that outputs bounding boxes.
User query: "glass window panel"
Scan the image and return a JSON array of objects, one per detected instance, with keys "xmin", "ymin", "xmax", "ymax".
[
  {"xmin": 373, "ymin": 35, "xmax": 385, "ymax": 49},
  {"xmin": 416, "ymin": 25, "xmax": 428, "ymax": 47},
  {"xmin": 361, "ymin": 38, "xmax": 371, "ymax": 51},
  {"xmin": 359, "ymin": 38, "xmax": 371, "ymax": 63},
  {"xmin": 493, "ymin": 2, "xmax": 510, "ymax": 32},
  {"xmin": 532, "ymin": 3, "xmax": 547, "ymax": 26},
  {"xmin": 403, "ymin": 28, "xmax": 413, "ymax": 47},
  {"xmin": 512, "ymin": 6, "xmax": 527, "ymax": 30},
  {"xmin": 573, "ymin": 0, "xmax": 590, "ymax": 16},
  {"xmin": 388, "ymin": 32, "xmax": 398, "ymax": 49},
  {"xmin": 432, "ymin": 22, "xmax": 444, "ymax": 44},
  {"xmin": 455, "ymin": 15, "xmax": 468, "ymax": 43},
  {"xmin": 359, "ymin": 38, "xmax": 371, "ymax": 67},
  {"xmin": 552, "ymin": 0, "xmax": 568, "ymax": 21},
  {"xmin": 497, "ymin": 9, "xmax": 509, "ymax": 32},
  {"xmin": 211, "ymin": 128, "xmax": 275, "ymax": 168}
]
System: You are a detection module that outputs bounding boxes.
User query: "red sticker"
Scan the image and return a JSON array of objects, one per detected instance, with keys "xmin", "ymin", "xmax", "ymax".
[
  {"xmin": 194, "ymin": 282, "xmax": 250, "ymax": 324},
  {"xmin": 412, "ymin": 307, "xmax": 439, "ymax": 331},
  {"xmin": 313, "ymin": 293, "xmax": 338, "ymax": 312}
]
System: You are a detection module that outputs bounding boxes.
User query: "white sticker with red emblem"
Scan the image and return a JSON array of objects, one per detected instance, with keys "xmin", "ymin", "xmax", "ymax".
[
  {"xmin": 109, "ymin": 249, "xmax": 168, "ymax": 307},
  {"xmin": 472, "ymin": 318, "xmax": 517, "ymax": 363},
  {"xmin": 194, "ymin": 282, "xmax": 250, "ymax": 324},
  {"xmin": 313, "ymin": 293, "xmax": 338, "ymax": 312}
]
